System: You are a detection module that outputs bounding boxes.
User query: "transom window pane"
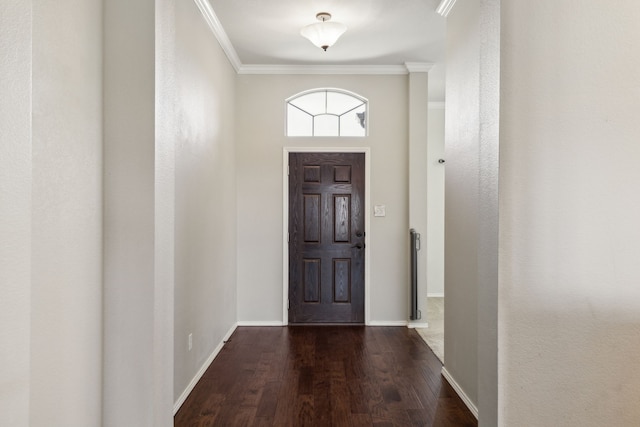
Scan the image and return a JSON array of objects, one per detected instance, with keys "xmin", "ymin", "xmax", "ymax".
[
  {"xmin": 289, "ymin": 91, "xmax": 326, "ymax": 116},
  {"xmin": 340, "ymin": 104, "xmax": 366, "ymax": 137},
  {"xmin": 287, "ymin": 104, "xmax": 312, "ymax": 136},
  {"xmin": 326, "ymin": 91, "xmax": 363, "ymax": 115},
  {"xmin": 314, "ymin": 115, "xmax": 339, "ymax": 137},
  {"xmin": 286, "ymin": 89, "xmax": 367, "ymax": 137}
]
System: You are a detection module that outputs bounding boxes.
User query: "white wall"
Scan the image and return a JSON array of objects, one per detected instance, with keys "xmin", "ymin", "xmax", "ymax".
[
  {"xmin": 155, "ymin": 0, "xmax": 178, "ymax": 422},
  {"xmin": 444, "ymin": 0, "xmax": 481, "ymax": 407},
  {"xmin": 173, "ymin": 0, "xmax": 238, "ymax": 403},
  {"xmin": 444, "ymin": 2, "xmax": 500, "ymax": 424},
  {"xmin": 2, "ymin": 1, "xmax": 236, "ymax": 425},
  {"xmin": 30, "ymin": 1, "xmax": 104, "ymax": 425},
  {"xmin": 0, "ymin": 1, "xmax": 104, "ymax": 425},
  {"xmin": 0, "ymin": 1, "xmax": 32, "ymax": 425},
  {"xmin": 499, "ymin": 1, "xmax": 640, "ymax": 425},
  {"xmin": 103, "ymin": 0, "xmax": 166, "ymax": 424},
  {"xmin": 236, "ymin": 74, "xmax": 409, "ymax": 323},
  {"xmin": 476, "ymin": 1, "xmax": 500, "ymax": 425},
  {"xmin": 408, "ymin": 70, "xmax": 429, "ymax": 325},
  {"xmin": 426, "ymin": 105, "xmax": 445, "ymax": 296}
]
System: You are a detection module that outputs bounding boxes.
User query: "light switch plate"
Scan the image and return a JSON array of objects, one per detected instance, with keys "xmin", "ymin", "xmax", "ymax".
[{"xmin": 374, "ymin": 205, "xmax": 386, "ymax": 217}]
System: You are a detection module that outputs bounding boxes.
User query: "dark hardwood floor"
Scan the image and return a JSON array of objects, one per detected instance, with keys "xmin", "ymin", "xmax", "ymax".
[{"xmin": 175, "ymin": 326, "xmax": 477, "ymax": 427}]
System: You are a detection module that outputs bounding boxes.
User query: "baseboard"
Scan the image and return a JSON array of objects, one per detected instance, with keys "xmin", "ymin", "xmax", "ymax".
[
  {"xmin": 239, "ymin": 320, "xmax": 417, "ymax": 327},
  {"xmin": 427, "ymin": 292, "xmax": 445, "ymax": 298},
  {"xmin": 441, "ymin": 367, "xmax": 479, "ymax": 419},
  {"xmin": 236, "ymin": 321, "xmax": 284, "ymax": 326},
  {"xmin": 368, "ymin": 320, "xmax": 408, "ymax": 327},
  {"xmin": 173, "ymin": 322, "xmax": 238, "ymax": 415},
  {"xmin": 407, "ymin": 322, "xmax": 429, "ymax": 329}
]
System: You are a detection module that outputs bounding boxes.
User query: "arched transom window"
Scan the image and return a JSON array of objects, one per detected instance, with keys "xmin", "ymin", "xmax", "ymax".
[{"xmin": 286, "ymin": 89, "xmax": 367, "ymax": 137}]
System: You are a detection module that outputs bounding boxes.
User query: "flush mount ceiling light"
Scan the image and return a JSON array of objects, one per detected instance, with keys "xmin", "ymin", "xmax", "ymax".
[{"xmin": 300, "ymin": 12, "xmax": 347, "ymax": 51}]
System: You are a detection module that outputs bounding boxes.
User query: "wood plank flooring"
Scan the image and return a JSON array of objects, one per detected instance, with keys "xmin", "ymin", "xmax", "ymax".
[{"xmin": 175, "ymin": 326, "xmax": 477, "ymax": 427}]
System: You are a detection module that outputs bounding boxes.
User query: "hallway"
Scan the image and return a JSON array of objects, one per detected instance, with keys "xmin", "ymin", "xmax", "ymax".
[
  {"xmin": 175, "ymin": 326, "xmax": 476, "ymax": 426},
  {"xmin": 5, "ymin": 1, "xmax": 640, "ymax": 425}
]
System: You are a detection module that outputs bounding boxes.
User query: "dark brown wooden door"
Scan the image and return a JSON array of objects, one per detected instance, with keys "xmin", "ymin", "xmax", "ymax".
[{"xmin": 289, "ymin": 152, "xmax": 365, "ymax": 323}]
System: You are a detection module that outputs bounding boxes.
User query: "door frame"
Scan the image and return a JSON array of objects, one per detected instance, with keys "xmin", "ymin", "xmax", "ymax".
[{"xmin": 282, "ymin": 147, "xmax": 371, "ymax": 326}]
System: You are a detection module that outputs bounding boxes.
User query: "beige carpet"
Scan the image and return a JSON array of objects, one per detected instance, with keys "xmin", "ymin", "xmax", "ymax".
[{"xmin": 417, "ymin": 297, "xmax": 444, "ymax": 363}]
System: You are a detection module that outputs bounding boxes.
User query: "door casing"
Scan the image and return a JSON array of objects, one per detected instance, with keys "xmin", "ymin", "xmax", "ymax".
[{"xmin": 283, "ymin": 147, "xmax": 371, "ymax": 325}]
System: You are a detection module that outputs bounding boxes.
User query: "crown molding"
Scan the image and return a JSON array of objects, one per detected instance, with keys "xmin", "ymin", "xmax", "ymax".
[
  {"xmin": 193, "ymin": 0, "xmax": 242, "ymax": 72},
  {"xmin": 436, "ymin": 0, "xmax": 458, "ymax": 17},
  {"xmin": 404, "ymin": 62, "xmax": 435, "ymax": 73},
  {"xmin": 195, "ymin": 1, "xmax": 437, "ymax": 76},
  {"xmin": 238, "ymin": 64, "xmax": 410, "ymax": 75}
]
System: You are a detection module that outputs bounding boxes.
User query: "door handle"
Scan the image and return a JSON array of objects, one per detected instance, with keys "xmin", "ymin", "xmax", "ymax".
[{"xmin": 351, "ymin": 243, "xmax": 364, "ymax": 249}]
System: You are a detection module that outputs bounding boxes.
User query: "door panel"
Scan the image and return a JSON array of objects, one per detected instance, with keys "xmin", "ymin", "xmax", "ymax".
[{"xmin": 289, "ymin": 152, "xmax": 365, "ymax": 323}]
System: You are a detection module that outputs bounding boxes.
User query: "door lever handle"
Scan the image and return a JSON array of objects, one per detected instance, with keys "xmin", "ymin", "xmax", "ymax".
[{"xmin": 351, "ymin": 243, "xmax": 364, "ymax": 249}]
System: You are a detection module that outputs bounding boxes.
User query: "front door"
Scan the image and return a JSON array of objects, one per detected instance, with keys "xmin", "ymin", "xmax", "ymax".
[{"xmin": 288, "ymin": 152, "xmax": 365, "ymax": 323}]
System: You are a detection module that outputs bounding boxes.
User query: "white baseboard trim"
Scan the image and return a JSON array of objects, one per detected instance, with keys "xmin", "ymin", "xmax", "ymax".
[
  {"xmin": 407, "ymin": 322, "xmax": 429, "ymax": 329},
  {"xmin": 236, "ymin": 321, "xmax": 284, "ymax": 327},
  {"xmin": 441, "ymin": 367, "xmax": 479, "ymax": 419},
  {"xmin": 368, "ymin": 320, "xmax": 408, "ymax": 327},
  {"xmin": 173, "ymin": 322, "xmax": 238, "ymax": 415},
  {"xmin": 427, "ymin": 293, "xmax": 445, "ymax": 298}
]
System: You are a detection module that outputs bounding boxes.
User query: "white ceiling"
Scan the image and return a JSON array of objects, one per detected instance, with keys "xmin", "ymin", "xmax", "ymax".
[{"xmin": 207, "ymin": 0, "xmax": 447, "ymax": 101}]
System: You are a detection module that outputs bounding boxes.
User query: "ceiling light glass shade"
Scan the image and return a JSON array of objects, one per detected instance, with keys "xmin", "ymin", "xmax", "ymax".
[{"xmin": 300, "ymin": 19, "xmax": 347, "ymax": 51}]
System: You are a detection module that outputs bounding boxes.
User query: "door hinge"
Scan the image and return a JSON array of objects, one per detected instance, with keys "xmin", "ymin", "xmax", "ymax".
[
  {"xmin": 287, "ymin": 165, "xmax": 290, "ymax": 176},
  {"xmin": 287, "ymin": 299, "xmax": 290, "ymax": 310},
  {"xmin": 287, "ymin": 232, "xmax": 290, "ymax": 243}
]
